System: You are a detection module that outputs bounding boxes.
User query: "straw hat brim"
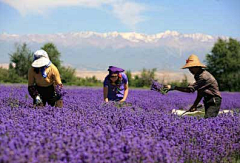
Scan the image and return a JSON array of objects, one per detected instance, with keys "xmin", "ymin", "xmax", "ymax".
[
  {"xmin": 32, "ymin": 57, "xmax": 50, "ymax": 68},
  {"xmin": 182, "ymin": 63, "xmax": 206, "ymax": 69}
]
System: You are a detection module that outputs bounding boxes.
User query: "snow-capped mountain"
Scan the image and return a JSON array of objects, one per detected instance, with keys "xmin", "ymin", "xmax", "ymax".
[
  {"xmin": 0, "ymin": 31, "xmax": 233, "ymax": 71},
  {"xmin": 0, "ymin": 30, "xmax": 224, "ymax": 44}
]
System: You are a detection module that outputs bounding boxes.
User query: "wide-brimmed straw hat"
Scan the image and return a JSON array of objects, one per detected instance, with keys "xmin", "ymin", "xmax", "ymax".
[
  {"xmin": 32, "ymin": 50, "xmax": 51, "ymax": 68},
  {"xmin": 182, "ymin": 54, "xmax": 206, "ymax": 69},
  {"xmin": 108, "ymin": 66, "xmax": 125, "ymax": 74}
]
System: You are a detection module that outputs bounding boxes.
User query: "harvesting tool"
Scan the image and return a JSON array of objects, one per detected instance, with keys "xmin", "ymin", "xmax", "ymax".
[{"xmin": 180, "ymin": 104, "xmax": 204, "ymax": 116}]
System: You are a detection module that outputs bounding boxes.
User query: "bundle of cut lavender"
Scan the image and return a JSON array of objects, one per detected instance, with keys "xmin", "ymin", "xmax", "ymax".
[{"xmin": 150, "ymin": 79, "xmax": 169, "ymax": 95}]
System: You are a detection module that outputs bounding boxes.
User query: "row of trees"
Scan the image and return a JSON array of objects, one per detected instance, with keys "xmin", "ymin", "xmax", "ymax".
[
  {"xmin": 1, "ymin": 42, "xmax": 169, "ymax": 87},
  {"xmin": 125, "ymin": 68, "xmax": 188, "ymax": 88},
  {"xmin": 128, "ymin": 38, "xmax": 239, "ymax": 91},
  {"xmin": 126, "ymin": 38, "xmax": 240, "ymax": 91},
  {"xmin": 205, "ymin": 38, "xmax": 240, "ymax": 91},
  {"xmin": 0, "ymin": 43, "xmax": 102, "ymax": 86},
  {"xmin": 1, "ymin": 38, "xmax": 239, "ymax": 91}
]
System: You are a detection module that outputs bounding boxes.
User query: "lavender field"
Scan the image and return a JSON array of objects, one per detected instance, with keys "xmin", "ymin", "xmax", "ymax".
[{"xmin": 0, "ymin": 85, "xmax": 240, "ymax": 163}]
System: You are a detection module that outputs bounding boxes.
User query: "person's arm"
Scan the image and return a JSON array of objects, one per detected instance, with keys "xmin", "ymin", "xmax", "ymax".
[
  {"xmin": 120, "ymin": 84, "xmax": 129, "ymax": 102},
  {"xmin": 52, "ymin": 65, "xmax": 63, "ymax": 108},
  {"xmin": 174, "ymin": 75, "xmax": 209, "ymax": 94},
  {"xmin": 28, "ymin": 68, "xmax": 43, "ymax": 106},
  {"xmin": 103, "ymin": 87, "xmax": 109, "ymax": 102},
  {"xmin": 164, "ymin": 85, "xmax": 193, "ymax": 93},
  {"xmin": 189, "ymin": 91, "xmax": 204, "ymax": 112},
  {"xmin": 119, "ymin": 73, "xmax": 129, "ymax": 102},
  {"xmin": 52, "ymin": 65, "xmax": 62, "ymax": 86},
  {"xmin": 28, "ymin": 68, "xmax": 34, "ymax": 87},
  {"xmin": 28, "ymin": 68, "xmax": 38, "ymax": 98},
  {"xmin": 175, "ymin": 86, "xmax": 193, "ymax": 93},
  {"xmin": 52, "ymin": 65, "xmax": 63, "ymax": 92},
  {"xmin": 103, "ymin": 76, "xmax": 109, "ymax": 102}
]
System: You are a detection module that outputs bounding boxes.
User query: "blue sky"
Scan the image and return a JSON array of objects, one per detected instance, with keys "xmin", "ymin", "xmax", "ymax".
[{"xmin": 0, "ymin": 0, "xmax": 239, "ymax": 37}]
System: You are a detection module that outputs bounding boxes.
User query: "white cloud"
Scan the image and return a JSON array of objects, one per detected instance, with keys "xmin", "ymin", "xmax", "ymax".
[
  {"xmin": 112, "ymin": 2, "xmax": 146, "ymax": 29},
  {"xmin": 0, "ymin": 0, "xmax": 147, "ymax": 28},
  {"xmin": 0, "ymin": 0, "xmax": 115, "ymax": 15}
]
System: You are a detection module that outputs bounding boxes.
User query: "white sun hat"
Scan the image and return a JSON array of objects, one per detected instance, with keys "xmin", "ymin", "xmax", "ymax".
[{"xmin": 32, "ymin": 50, "xmax": 51, "ymax": 68}]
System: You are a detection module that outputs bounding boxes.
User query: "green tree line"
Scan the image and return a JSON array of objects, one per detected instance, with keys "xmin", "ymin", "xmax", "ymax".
[
  {"xmin": 0, "ymin": 43, "xmax": 102, "ymax": 86},
  {"xmin": 205, "ymin": 38, "xmax": 240, "ymax": 91},
  {"xmin": 0, "ymin": 42, "xmax": 163, "ymax": 87}
]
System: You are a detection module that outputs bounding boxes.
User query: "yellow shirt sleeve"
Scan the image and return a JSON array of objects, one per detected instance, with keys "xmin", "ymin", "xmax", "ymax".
[
  {"xmin": 28, "ymin": 67, "xmax": 35, "ymax": 86},
  {"xmin": 51, "ymin": 64, "xmax": 62, "ymax": 85}
]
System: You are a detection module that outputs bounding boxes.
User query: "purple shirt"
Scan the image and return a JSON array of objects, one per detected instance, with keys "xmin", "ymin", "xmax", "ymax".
[{"xmin": 103, "ymin": 73, "xmax": 128, "ymax": 100}]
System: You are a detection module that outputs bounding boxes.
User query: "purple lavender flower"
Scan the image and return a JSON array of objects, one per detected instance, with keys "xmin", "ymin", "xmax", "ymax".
[
  {"xmin": 0, "ymin": 85, "xmax": 239, "ymax": 163},
  {"xmin": 150, "ymin": 79, "xmax": 168, "ymax": 95},
  {"xmin": 55, "ymin": 84, "xmax": 67, "ymax": 97}
]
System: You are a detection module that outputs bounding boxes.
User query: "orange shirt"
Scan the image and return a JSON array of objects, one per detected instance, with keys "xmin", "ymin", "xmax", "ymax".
[{"xmin": 28, "ymin": 64, "xmax": 62, "ymax": 87}]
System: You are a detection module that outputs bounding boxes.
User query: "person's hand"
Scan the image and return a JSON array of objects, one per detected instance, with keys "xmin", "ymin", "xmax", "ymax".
[
  {"xmin": 35, "ymin": 95, "xmax": 43, "ymax": 106},
  {"xmin": 119, "ymin": 99, "xmax": 125, "ymax": 103},
  {"xmin": 189, "ymin": 105, "xmax": 197, "ymax": 112},
  {"xmin": 163, "ymin": 85, "xmax": 175, "ymax": 92},
  {"xmin": 55, "ymin": 100, "xmax": 63, "ymax": 108},
  {"xmin": 104, "ymin": 98, "xmax": 109, "ymax": 103},
  {"xmin": 163, "ymin": 85, "xmax": 171, "ymax": 89}
]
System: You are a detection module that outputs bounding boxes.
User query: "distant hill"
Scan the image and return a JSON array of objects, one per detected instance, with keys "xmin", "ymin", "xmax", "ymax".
[{"xmin": 0, "ymin": 30, "xmax": 233, "ymax": 71}]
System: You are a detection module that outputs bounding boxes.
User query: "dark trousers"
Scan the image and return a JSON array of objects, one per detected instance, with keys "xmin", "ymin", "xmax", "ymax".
[
  {"xmin": 203, "ymin": 95, "xmax": 222, "ymax": 118},
  {"xmin": 35, "ymin": 85, "xmax": 61, "ymax": 106}
]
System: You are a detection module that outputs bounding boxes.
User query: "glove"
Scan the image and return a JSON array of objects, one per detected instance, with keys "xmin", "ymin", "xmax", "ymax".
[
  {"xmin": 189, "ymin": 107, "xmax": 197, "ymax": 112},
  {"xmin": 28, "ymin": 86, "xmax": 39, "ymax": 99},
  {"xmin": 189, "ymin": 104, "xmax": 203, "ymax": 112},
  {"xmin": 35, "ymin": 95, "xmax": 43, "ymax": 106}
]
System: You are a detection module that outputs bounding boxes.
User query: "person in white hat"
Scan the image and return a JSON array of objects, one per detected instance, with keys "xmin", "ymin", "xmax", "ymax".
[
  {"xmin": 164, "ymin": 54, "xmax": 222, "ymax": 118},
  {"xmin": 28, "ymin": 50, "xmax": 63, "ymax": 107}
]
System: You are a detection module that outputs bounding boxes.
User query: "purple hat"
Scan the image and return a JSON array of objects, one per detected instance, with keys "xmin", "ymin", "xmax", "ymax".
[{"xmin": 108, "ymin": 66, "xmax": 124, "ymax": 74}]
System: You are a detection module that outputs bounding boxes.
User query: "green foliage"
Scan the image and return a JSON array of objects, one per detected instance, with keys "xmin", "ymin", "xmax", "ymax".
[
  {"xmin": 169, "ymin": 74, "xmax": 189, "ymax": 87},
  {"xmin": 0, "ymin": 68, "xmax": 26, "ymax": 83},
  {"xmin": 0, "ymin": 68, "xmax": 8, "ymax": 82},
  {"xmin": 9, "ymin": 43, "xmax": 33, "ymax": 79},
  {"xmin": 126, "ymin": 68, "xmax": 157, "ymax": 87},
  {"xmin": 41, "ymin": 43, "xmax": 78, "ymax": 84},
  {"xmin": 7, "ymin": 69, "xmax": 26, "ymax": 83},
  {"xmin": 58, "ymin": 66, "xmax": 102, "ymax": 86},
  {"xmin": 58, "ymin": 65, "xmax": 102, "ymax": 86},
  {"xmin": 2, "ymin": 42, "xmax": 103, "ymax": 86},
  {"xmin": 40, "ymin": 43, "xmax": 100, "ymax": 86},
  {"xmin": 134, "ymin": 68, "xmax": 156, "ymax": 87},
  {"xmin": 70, "ymin": 76, "xmax": 102, "ymax": 86},
  {"xmin": 125, "ymin": 70, "xmax": 132, "ymax": 86},
  {"xmin": 126, "ymin": 69, "xmax": 189, "ymax": 88},
  {"xmin": 60, "ymin": 66, "xmax": 77, "ymax": 84},
  {"xmin": 3, "ymin": 42, "xmax": 200, "ymax": 89},
  {"xmin": 41, "ymin": 43, "xmax": 61, "ymax": 69},
  {"xmin": 206, "ymin": 38, "xmax": 240, "ymax": 91}
]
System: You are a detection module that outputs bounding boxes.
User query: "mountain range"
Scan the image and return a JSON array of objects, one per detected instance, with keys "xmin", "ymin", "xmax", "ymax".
[{"xmin": 0, "ymin": 30, "xmax": 233, "ymax": 71}]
